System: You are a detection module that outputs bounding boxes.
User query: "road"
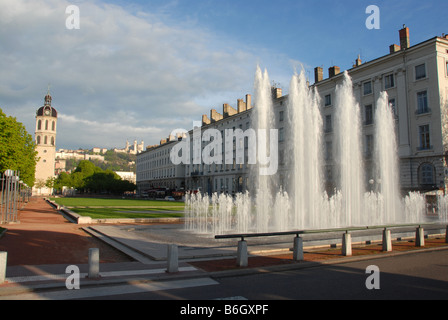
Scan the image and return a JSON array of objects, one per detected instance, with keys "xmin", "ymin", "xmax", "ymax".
[
  {"xmin": 100, "ymin": 248, "xmax": 448, "ymax": 301},
  {"xmin": 4, "ymin": 249, "xmax": 448, "ymax": 304}
]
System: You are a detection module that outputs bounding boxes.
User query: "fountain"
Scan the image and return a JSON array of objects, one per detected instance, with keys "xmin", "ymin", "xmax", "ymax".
[
  {"xmin": 185, "ymin": 67, "xmax": 439, "ymax": 236},
  {"xmin": 287, "ymin": 71, "xmax": 323, "ymax": 230},
  {"xmin": 334, "ymin": 72, "xmax": 365, "ymax": 227}
]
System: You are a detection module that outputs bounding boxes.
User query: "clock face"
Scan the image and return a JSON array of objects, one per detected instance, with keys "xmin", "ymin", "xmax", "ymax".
[{"xmin": 45, "ymin": 109, "xmax": 50, "ymax": 116}]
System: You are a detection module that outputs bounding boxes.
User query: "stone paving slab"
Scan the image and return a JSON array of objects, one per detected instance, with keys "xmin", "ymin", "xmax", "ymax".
[{"xmin": 89, "ymin": 225, "xmax": 239, "ymax": 261}]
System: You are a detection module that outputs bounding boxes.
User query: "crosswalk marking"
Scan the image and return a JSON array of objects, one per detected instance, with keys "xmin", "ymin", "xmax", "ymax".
[
  {"xmin": 0, "ymin": 277, "xmax": 218, "ymax": 300},
  {"xmin": 5, "ymin": 266, "xmax": 197, "ymax": 284}
]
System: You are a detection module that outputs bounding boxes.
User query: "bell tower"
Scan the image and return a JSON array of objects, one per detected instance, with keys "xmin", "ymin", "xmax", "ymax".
[{"xmin": 33, "ymin": 88, "xmax": 58, "ymax": 195}]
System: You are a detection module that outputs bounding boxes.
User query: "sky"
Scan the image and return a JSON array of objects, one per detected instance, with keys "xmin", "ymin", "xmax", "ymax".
[{"xmin": 0, "ymin": 0, "xmax": 447, "ymax": 150}]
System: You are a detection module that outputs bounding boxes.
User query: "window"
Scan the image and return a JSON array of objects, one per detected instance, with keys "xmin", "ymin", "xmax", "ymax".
[
  {"xmin": 36, "ymin": 136, "xmax": 41, "ymax": 144},
  {"xmin": 388, "ymin": 98, "xmax": 397, "ymax": 116},
  {"xmin": 325, "ymin": 141, "xmax": 333, "ymax": 160},
  {"xmin": 365, "ymin": 134, "xmax": 374, "ymax": 157},
  {"xmin": 384, "ymin": 74, "xmax": 395, "ymax": 89},
  {"xmin": 415, "ymin": 64, "xmax": 426, "ymax": 80},
  {"xmin": 325, "ymin": 166, "xmax": 333, "ymax": 182},
  {"xmin": 52, "ymin": 121, "xmax": 55, "ymax": 131},
  {"xmin": 418, "ymin": 125, "xmax": 431, "ymax": 150},
  {"xmin": 419, "ymin": 163, "xmax": 435, "ymax": 186},
  {"xmin": 324, "ymin": 94, "xmax": 332, "ymax": 106},
  {"xmin": 279, "ymin": 149, "xmax": 285, "ymax": 165},
  {"xmin": 363, "ymin": 81, "xmax": 372, "ymax": 95},
  {"xmin": 364, "ymin": 104, "xmax": 373, "ymax": 125},
  {"xmin": 279, "ymin": 127, "xmax": 284, "ymax": 142},
  {"xmin": 37, "ymin": 120, "xmax": 42, "ymax": 130},
  {"xmin": 325, "ymin": 115, "xmax": 332, "ymax": 133},
  {"xmin": 279, "ymin": 111, "xmax": 284, "ymax": 122},
  {"xmin": 416, "ymin": 91, "xmax": 429, "ymax": 114}
]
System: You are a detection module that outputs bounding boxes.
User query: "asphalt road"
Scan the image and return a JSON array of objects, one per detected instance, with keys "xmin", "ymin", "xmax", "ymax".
[
  {"xmin": 7, "ymin": 248, "xmax": 447, "ymax": 307},
  {"xmin": 83, "ymin": 248, "xmax": 448, "ymax": 301}
]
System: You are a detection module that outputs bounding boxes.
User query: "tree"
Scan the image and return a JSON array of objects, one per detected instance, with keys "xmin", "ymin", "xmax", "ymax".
[
  {"xmin": 57, "ymin": 161, "xmax": 136, "ymax": 195},
  {"xmin": 73, "ymin": 160, "xmax": 97, "ymax": 178},
  {"xmin": 54, "ymin": 172, "xmax": 72, "ymax": 190},
  {"xmin": 0, "ymin": 108, "xmax": 38, "ymax": 186},
  {"xmin": 34, "ymin": 179, "xmax": 46, "ymax": 194}
]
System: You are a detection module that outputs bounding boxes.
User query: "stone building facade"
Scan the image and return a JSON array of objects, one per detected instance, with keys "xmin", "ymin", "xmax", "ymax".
[
  {"xmin": 316, "ymin": 27, "xmax": 448, "ymax": 194},
  {"xmin": 33, "ymin": 91, "xmax": 57, "ymax": 195},
  {"xmin": 137, "ymin": 27, "xmax": 448, "ymax": 196}
]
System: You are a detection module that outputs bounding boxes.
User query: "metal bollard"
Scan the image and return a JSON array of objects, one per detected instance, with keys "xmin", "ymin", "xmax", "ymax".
[
  {"xmin": 342, "ymin": 232, "xmax": 352, "ymax": 256},
  {"xmin": 415, "ymin": 227, "xmax": 425, "ymax": 247},
  {"xmin": 382, "ymin": 228, "xmax": 392, "ymax": 252},
  {"xmin": 293, "ymin": 236, "xmax": 304, "ymax": 261},
  {"xmin": 237, "ymin": 240, "xmax": 248, "ymax": 267},
  {"xmin": 88, "ymin": 248, "xmax": 100, "ymax": 278}
]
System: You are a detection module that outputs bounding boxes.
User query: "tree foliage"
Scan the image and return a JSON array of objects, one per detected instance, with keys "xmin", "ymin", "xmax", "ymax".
[
  {"xmin": 54, "ymin": 160, "xmax": 136, "ymax": 194},
  {"xmin": 0, "ymin": 108, "xmax": 38, "ymax": 186}
]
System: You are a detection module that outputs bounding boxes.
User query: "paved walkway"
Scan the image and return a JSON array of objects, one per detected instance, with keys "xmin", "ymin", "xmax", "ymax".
[
  {"xmin": 0, "ymin": 197, "xmax": 133, "ymax": 265},
  {"xmin": 0, "ymin": 197, "xmax": 447, "ymax": 299}
]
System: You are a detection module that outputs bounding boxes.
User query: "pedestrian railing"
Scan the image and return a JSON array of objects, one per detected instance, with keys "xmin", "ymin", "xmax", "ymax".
[
  {"xmin": 1, "ymin": 170, "xmax": 31, "ymax": 224},
  {"xmin": 215, "ymin": 223, "xmax": 448, "ymax": 267}
]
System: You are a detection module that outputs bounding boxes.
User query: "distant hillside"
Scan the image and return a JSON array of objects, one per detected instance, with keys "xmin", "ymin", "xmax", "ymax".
[{"xmin": 64, "ymin": 149, "xmax": 136, "ymax": 173}]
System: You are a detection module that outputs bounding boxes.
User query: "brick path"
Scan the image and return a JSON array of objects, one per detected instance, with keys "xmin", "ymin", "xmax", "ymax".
[{"xmin": 0, "ymin": 197, "xmax": 132, "ymax": 266}]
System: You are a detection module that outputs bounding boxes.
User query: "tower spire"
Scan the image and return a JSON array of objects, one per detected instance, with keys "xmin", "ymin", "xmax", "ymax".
[{"xmin": 44, "ymin": 84, "xmax": 52, "ymax": 106}]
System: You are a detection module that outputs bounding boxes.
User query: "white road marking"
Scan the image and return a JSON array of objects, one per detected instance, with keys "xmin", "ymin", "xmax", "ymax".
[
  {"xmin": 0, "ymin": 277, "xmax": 218, "ymax": 300},
  {"xmin": 5, "ymin": 266, "xmax": 197, "ymax": 283}
]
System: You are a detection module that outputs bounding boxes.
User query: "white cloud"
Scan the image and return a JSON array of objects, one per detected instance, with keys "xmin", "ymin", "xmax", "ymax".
[{"xmin": 0, "ymin": 0, "xmax": 297, "ymax": 150}]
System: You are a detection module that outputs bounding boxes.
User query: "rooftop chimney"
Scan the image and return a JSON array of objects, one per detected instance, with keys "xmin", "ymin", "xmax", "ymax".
[
  {"xmin": 399, "ymin": 25, "xmax": 410, "ymax": 50},
  {"xmin": 389, "ymin": 44, "xmax": 401, "ymax": 53},
  {"xmin": 237, "ymin": 99, "xmax": 246, "ymax": 113},
  {"xmin": 353, "ymin": 55, "xmax": 362, "ymax": 67},
  {"xmin": 272, "ymin": 87, "xmax": 282, "ymax": 99},
  {"xmin": 223, "ymin": 103, "xmax": 237, "ymax": 118},
  {"xmin": 202, "ymin": 114, "xmax": 211, "ymax": 126},
  {"xmin": 210, "ymin": 109, "xmax": 223, "ymax": 123},
  {"xmin": 246, "ymin": 94, "xmax": 252, "ymax": 110},
  {"xmin": 328, "ymin": 66, "xmax": 340, "ymax": 78},
  {"xmin": 314, "ymin": 66, "xmax": 323, "ymax": 83}
]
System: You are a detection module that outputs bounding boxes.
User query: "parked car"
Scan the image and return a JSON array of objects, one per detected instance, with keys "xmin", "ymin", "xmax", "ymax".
[{"xmin": 164, "ymin": 196, "xmax": 175, "ymax": 201}]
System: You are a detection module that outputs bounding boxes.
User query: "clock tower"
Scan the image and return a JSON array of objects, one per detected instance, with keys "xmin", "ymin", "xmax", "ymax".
[{"xmin": 33, "ymin": 89, "xmax": 58, "ymax": 195}]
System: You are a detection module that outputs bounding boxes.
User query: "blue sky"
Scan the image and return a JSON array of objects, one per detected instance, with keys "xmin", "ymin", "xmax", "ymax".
[{"xmin": 0, "ymin": 0, "xmax": 446, "ymax": 150}]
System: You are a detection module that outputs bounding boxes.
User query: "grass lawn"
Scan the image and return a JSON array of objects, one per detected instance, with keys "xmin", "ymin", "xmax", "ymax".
[
  {"xmin": 69, "ymin": 207, "xmax": 184, "ymax": 219},
  {"xmin": 50, "ymin": 197, "xmax": 185, "ymax": 219},
  {"xmin": 50, "ymin": 197, "xmax": 184, "ymax": 208}
]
